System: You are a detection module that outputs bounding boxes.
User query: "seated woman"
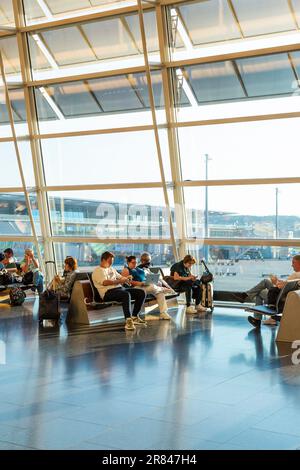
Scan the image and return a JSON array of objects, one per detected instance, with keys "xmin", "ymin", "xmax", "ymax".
[
  {"xmin": 50, "ymin": 256, "xmax": 78, "ymax": 299},
  {"xmin": 20, "ymin": 249, "xmax": 44, "ymax": 294},
  {"xmin": 121, "ymin": 255, "xmax": 172, "ymax": 320}
]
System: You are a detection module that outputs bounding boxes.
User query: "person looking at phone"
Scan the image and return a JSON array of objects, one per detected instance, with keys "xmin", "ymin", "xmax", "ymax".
[
  {"xmin": 92, "ymin": 251, "xmax": 147, "ymax": 331},
  {"xmin": 169, "ymin": 255, "xmax": 206, "ymax": 314},
  {"xmin": 121, "ymin": 255, "xmax": 173, "ymax": 320},
  {"xmin": 20, "ymin": 248, "xmax": 44, "ymax": 294}
]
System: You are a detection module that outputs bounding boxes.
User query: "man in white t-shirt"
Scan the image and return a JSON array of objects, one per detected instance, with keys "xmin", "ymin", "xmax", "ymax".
[{"xmin": 92, "ymin": 251, "xmax": 147, "ymax": 331}]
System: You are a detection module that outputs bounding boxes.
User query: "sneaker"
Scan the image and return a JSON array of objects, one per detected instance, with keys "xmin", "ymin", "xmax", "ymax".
[
  {"xmin": 186, "ymin": 306, "xmax": 198, "ymax": 314},
  {"xmin": 125, "ymin": 318, "xmax": 136, "ymax": 331},
  {"xmin": 196, "ymin": 304, "xmax": 207, "ymax": 313},
  {"xmin": 159, "ymin": 311, "xmax": 171, "ymax": 320},
  {"xmin": 232, "ymin": 292, "xmax": 249, "ymax": 303},
  {"xmin": 263, "ymin": 317, "xmax": 278, "ymax": 326},
  {"xmin": 132, "ymin": 315, "xmax": 147, "ymax": 325},
  {"xmin": 247, "ymin": 316, "xmax": 261, "ymax": 328}
]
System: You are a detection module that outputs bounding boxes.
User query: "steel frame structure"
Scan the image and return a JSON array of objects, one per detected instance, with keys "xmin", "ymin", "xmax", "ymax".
[{"xmin": 0, "ymin": 0, "xmax": 300, "ymax": 275}]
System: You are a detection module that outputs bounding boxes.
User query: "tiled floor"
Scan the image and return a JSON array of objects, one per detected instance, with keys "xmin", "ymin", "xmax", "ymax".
[{"xmin": 0, "ymin": 297, "xmax": 300, "ymax": 450}]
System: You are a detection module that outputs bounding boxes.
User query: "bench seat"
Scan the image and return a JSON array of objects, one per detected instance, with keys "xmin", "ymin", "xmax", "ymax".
[{"xmin": 68, "ymin": 280, "xmax": 179, "ymax": 325}]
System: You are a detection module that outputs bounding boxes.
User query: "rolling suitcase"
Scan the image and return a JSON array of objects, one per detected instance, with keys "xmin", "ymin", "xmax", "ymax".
[
  {"xmin": 38, "ymin": 261, "xmax": 61, "ymax": 324},
  {"xmin": 200, "ymin": 259, "xmax": 214, "ymax": 312}
]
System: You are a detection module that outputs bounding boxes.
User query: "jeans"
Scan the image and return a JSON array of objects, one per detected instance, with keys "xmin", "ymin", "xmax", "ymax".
[
  {"xmin": 178, "ymin": 280, "xmax": 202, "ymax": 307},
  {"xmin": 33, "ymin": 271, "xmax": 44, "ymax": 294},
  {"xmin": 103, "ymin": 287, "xmax": 146, "ymax": 319},
  {"xmin": 247, "ymin": 279, "xmax": 273, "ymax": 319}
]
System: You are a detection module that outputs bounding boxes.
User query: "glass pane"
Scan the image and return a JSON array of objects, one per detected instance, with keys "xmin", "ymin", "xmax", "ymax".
[
  {"xmin": 0, "ymin": 192, "xmax": 39, "ymax": 236},
  {"xmin": 54, "ymin": 242, "xmax": 174, "ymax": 271},
  {"xmin": 232, "ymin": 0, "xmax": 295, "ymax": 37},
  {"xmin": 34, "ymin": 71, "xmax": 168, "ymax": 132},
  {"xmin": 41, "ymin": 131, "xmax": 162, "ymax": 186},
  {"xmin": 236, "ymin": 54, "xmax": 295, "ymax": 97},
  {"xmin": 125, "ymin": 10, "xmax": 159, "ymax": 54},
  {"xmin": 0, "ymin": 241, "xmax": 36, "ymax": 261},
  {"xmin": 184, "ymin": 184, "xmax": 300, "ymax": 239},
  {"xmin": 0, "ymin": 36, "xmax": 21, "ymax": 79},
  {"xmin": 48, "ymin": 189, "xmax": 170, "ymax": 239},
  {"xmin": 178, "ymin": 0, "xmax": 241, "ymax": 46},
  {"xmin": 0, "ymin": 142, "xmax": 22, "ymax": 187},
  {"xmin": 23, "ymin": 0, "xmax": 137, "ymax": 25},
  {"xmin": 184, "ymin": 62, "xmax": 245, "ymax": 103},
  {"xmin": 0, "ymin": 0, "xmax": 14, "ymax": 27},
  {"xmin": 187, "ymin": 244, "xmax": 299, "ymax": 291},
  {"xmin": 178, "ymin": 118, "xmax": 300, "ymax": 181}
]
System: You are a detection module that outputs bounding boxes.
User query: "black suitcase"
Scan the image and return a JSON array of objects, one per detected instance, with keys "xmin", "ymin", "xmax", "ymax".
[{"xmin": 38, "ymin": 289, "xmax": 61, "ymax": 323}]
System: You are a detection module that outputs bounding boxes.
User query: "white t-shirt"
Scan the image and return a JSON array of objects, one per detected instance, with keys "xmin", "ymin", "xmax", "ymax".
[
  {"xmin": 287, "ymin": 272, "xmax": 300, "ymax": 281},
  {"xmin": 92, "ymin": 266, "xmax": 122, "ymax": 299}
]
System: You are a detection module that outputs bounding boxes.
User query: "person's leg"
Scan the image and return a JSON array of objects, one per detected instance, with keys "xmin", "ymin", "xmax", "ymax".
[
  {"xmin": 192, "ymin": 284, "xmax": 202, "ymax": 306},
  {"xmin": 103, "ymin": 288, "xmax": 131, "ymax": 319},
  {"xmin": 33, "ymin": 271, "xmax": 44, "ymax": 294},
  {"xmin": 127, "ymin": 288, "xmax": 146, "ymax": 317},
  {"xmin": 247, "ymin": 279, "xmax": 273, "ymax": 304}
]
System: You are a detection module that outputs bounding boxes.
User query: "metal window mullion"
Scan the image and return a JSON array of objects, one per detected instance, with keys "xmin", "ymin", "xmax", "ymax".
[
  {"xmin": 12, "ymin": 0, "xmax": 54, "ymax": 274},
  {"xmin": 0, "ymin": 49, "xmax": 43, "ymax": 269},
  {"xmin": 136, "ymin": 0, "xmax": 178, "ymax": 260},
  {"xmin": 155, "ymin": 3, "xmax": 187, "ymax": 260}
]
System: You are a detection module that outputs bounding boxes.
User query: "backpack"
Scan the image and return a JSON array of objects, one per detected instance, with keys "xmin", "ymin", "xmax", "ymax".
[
  {"xmin": 0, "ymin": 270, "xmax": 13, "ymax": 286},
  {"xmin": 9, "ymin": 287, "xmax": 26, "ymax": 306}
]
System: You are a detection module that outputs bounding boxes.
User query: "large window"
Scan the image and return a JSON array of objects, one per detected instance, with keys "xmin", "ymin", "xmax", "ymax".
[{"xmin": 1, "ymin": 0, "xmax": 299, "ymax": 279}]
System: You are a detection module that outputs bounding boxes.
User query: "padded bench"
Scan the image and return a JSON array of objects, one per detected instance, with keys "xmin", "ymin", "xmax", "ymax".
[{"xmin": 68, "ymin": 273, "xmax": 179, "ymax": 325}]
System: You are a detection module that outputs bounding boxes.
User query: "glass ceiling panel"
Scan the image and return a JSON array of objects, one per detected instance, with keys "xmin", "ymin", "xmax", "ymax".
[
  {"xmin": 0, "ymin": 36, "xmax": 20, "ymax": 76},
  {"xmin": 184, "ymin": 61, "xmax": 245, "ymax": 103},
  {"xmin": 34, "ymin": 88, "xmax": 58, "ymax": 121},
  {"xmin": 291, "ymin": 0, "xmax": 300, "ymax": 25},
  {"xmin": 28, "ymin": 35, "xmax": 52, "ymax": 72},
  {"xmin": 125, "ymin": 11, "xmax": 159, "ymax": 53},
  {"xmin": 0, "ymin": 0, "xmax": 14, "ymax": 27},
  {"xmin": 236, "ymin": 53, "xmax": 296, "ymax": 97},
  {"xmin": 41, "ymin": 27, "xmax": 97, "ymax": 66},
  {"xmin": 81, "ymin": 17, "xmax": 139, "ymax": 61},
  {"xmin": 23, "ymin": 0, "xmax": 137, "ymax": 25},
  {"xmin": 43, "ymin": 82, "xmax": 102, "ymax": 118},
  {"xmin": 88, "ymin": 75, "xmax": 144, "ymax": 112},
  {"xmin": 178, "ymin": 0, "xmax": 241, "ymax": 45},
  {"xmin": 232, "ymin": 0, "xmax": 296, "ymax": 37}
]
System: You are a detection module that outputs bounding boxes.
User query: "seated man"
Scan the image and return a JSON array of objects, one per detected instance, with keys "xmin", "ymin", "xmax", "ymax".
[
  {"xmin": 20, "ymin": 249, "xmax": 44, "ymax": 294},
  {"xmin": 168, "ymin": 255, "xmax": 206, "ymax": 314},
  {"xmin": 246, "ymin": 255, "xmax": 300, "ymax": 328},
  {"xmin": 2, "ymin": 248, "xmax": 17, "ymax": 272},
  {"xmin": 92, "ymin": 251, "xmax": 147, "ymax": 331},
  {"xmin": 121, "ymin": 255, "xmax": 172, "ymax": 320}
]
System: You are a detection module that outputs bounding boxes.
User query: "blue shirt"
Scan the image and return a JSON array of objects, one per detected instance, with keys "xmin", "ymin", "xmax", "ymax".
[{"xmin": 126, "ymin": 266, "xmax": 146, "ymax": 282}]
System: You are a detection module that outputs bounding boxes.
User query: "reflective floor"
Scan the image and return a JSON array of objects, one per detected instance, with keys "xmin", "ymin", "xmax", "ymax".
[{"xmin": 0, "ymin": 297, "xmax": 300, "ymax": 450}]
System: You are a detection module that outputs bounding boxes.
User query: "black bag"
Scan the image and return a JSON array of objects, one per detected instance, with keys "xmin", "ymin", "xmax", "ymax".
[
  {"xmin": 0, "ymin": 269, "xmax": 13, "ymax": 286},
  {"xmin": 23, "ymin": 271, "xmax": 34, "ymax": 285},
  {"xmin": 9, "ymin": 287, "xmax": 26, "ymax": 306},
  {"xmin": 200, "ymin": 260, "xmax": 214, "ymax": 284},
  {"xmin": 38, "ymin": 289, "xmax": 61, "ymax": 322}
]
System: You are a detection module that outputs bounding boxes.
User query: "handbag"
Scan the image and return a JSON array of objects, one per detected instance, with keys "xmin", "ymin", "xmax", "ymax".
[
  {"xmin": 200, "ymin": 260, "xmax": 214, "ymax": 284},
  {"xmin": 23, "ymin": 271, "xmax": 34, "ymax": 285},
  {"xmin": 0, "ymin": 269, "xmax": 13, "ymax": 286}
]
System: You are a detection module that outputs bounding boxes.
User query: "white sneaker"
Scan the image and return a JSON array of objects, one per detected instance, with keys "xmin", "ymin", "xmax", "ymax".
[
  {"xmin": 196, "ymin": 304, "xmax": 207, "ymax": 313},
  {"xmin": 186, "ymin": 306, "xmax": 197, "ymax": 314},
  {"xmin": 159, "ymin": 311, "xmax": 171, "ymax": 320},
  {"xmin": 125, "ymin": 318, "xmax": 136, "ymax": 331},
  {"xmin": 263, "ymin": 318, "xmax": 277, "ymax": 326}
]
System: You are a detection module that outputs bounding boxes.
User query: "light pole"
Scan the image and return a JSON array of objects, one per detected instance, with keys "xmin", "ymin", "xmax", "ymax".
[
  {"xmin": 203, "ymin": 154, "xmax": 211, "ymax": 261},
  {"xmin": 275, "ymin": 187, "xmax": 279, "ymax": 240}
]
